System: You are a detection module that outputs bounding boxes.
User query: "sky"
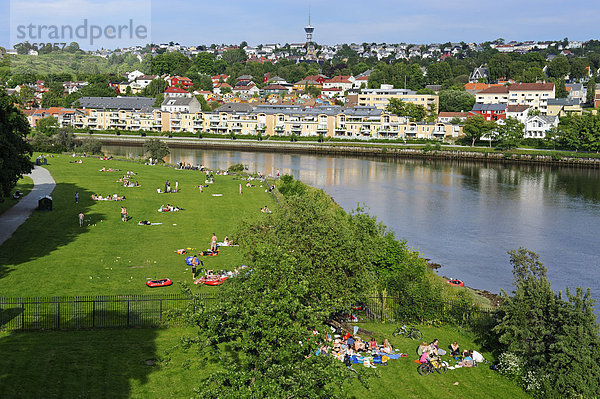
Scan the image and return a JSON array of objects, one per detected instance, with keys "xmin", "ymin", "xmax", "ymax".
[{"xmin": 1, "ymin": 0, "xmax": 599, "ymax": 50}]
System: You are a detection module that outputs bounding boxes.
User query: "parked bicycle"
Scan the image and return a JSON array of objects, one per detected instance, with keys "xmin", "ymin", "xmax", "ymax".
[
  {"xmin": 417, "ymin": 356, "xmax": 448, "ymax": 376},
  {"xmin": 392, "ymin": 322, "xmax": 423, "ymax": 340}
]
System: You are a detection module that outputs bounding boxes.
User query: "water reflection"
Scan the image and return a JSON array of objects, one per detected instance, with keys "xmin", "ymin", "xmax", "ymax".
[{"xmin": 103, "ymin": 144, "xmax": 600, "ymax": 313}]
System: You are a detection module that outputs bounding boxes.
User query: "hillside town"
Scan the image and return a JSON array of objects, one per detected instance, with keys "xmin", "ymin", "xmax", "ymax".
[{"xmin": 3, "ymin": 19, "xmax": 600, "ymax": 142}]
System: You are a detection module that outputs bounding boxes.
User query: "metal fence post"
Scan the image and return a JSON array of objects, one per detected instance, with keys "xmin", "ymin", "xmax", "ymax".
[
  {"xmin": 92, "ymin": 300, "xmax": 95, "ymax": 328},
  {"xmin": 160, "ymin": 299, "xmax": 163, "ymax": 322},
  {"xmin": 57, "ymin": 303, "xmax": 61, "ymax": 329},
  {"xmin": 21, "ymin": 302, "xmax": 25, "ymax": 330},
  {"xmin": 127, "ymin": 300, "xmax": 130, "ymax": 327}
]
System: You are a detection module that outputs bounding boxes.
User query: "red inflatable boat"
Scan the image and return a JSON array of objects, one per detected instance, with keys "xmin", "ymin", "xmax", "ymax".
[
  {"xmin": 446, "ymin": 279, "xmax": 464, "ymax": 287},
  {"xmin": 146, "ymin": 278, "xmax": 173, "ymax": 288}
]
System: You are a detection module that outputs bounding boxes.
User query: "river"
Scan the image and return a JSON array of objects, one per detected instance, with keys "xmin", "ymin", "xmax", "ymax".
[{"xmin": 103, "ymin": 144, "xmax": 600, "ymax": 310}]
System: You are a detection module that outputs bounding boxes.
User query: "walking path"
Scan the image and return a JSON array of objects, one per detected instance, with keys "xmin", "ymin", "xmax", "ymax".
[{"xmin": 0, "ymin": 166, "xmax": 56, "ymax": 246}]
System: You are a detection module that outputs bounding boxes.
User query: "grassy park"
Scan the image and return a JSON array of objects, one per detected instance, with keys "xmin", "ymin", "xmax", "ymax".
[
  {"xmin": 0, "ymin": 154, "xmax": 274, "ymax": 297},
  {"xmin": 0, "ymin": 154, "xmax": 528, "ymax": 398}
]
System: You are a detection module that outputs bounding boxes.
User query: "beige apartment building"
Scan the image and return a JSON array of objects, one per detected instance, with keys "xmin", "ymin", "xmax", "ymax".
[
  {"xmin": 476, "ymin": 83, "xmax": 555, "ymax": 114},
  {"xmin": 69, "ymin": 100, "xmax": 462, "ymax": 140},
  {"xmin": 357, "ymin": 85, "xmax": 439, "ymax": 112}
]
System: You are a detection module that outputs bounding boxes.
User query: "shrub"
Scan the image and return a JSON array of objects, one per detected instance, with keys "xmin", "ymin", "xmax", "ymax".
[
  {"xmin": 228, "ymin": 163, "xmax": 245, "ymax": 173},
  {"xmin": 78, "ymin": 136, "xmax": 103, "ymax": 155}
]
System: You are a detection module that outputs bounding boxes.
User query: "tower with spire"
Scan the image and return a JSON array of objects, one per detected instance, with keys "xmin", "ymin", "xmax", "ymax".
[{"xmin": 304, "ymin": 8, "xmax": 315, "ymax": 57}]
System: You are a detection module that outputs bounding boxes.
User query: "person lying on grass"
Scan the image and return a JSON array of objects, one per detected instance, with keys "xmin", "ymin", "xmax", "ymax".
[{"xmin": 158, "ymin": 204, "xmax": 182, "ymax": 212}]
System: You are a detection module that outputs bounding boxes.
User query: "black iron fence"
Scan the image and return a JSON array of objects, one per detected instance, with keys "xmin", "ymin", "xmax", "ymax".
[
  {"xmin": 356, "ymin": 296, "xmax": 498, "ymax": 326},
  {"xmin": 0, "ymin": 294, "xmax": 217, "ymax": 331},
  {"xmin": 0, "ymin": 294, "xmax": 498, "ymax": 332}
]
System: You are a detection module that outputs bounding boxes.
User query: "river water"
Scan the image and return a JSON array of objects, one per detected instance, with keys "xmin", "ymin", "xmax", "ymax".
[{"xmin": 103, "ymin": 144, "xmax": 600, "ymax": 309}]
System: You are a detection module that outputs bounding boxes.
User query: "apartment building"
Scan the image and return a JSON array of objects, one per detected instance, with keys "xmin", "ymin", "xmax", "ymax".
[
  {"xmin": 508, "ymin": 83, "xmax": 555, "ymax": 114},
  {"xmin": 357, "ymin": 85, "xmax": 439, "ymax": 112},
  {"xmin": 66, "ymin": 101, "xmax": 462, "ymax": 140},
  {"xmin": 475, "ymin": 83, "xmax": 555, "ymax": 114}
]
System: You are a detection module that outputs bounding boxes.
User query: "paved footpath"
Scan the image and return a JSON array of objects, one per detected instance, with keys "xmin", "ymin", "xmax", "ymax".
[{"xmin": 0, "ymin": 166, "xmax": 56, "ymax": 247}]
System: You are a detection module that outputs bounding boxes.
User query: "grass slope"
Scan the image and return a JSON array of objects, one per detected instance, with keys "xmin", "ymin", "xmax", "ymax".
[
  {"xmin": 0, "ymin": 155, "xmax": 274, "ymax": 297},
  {"xmin": 0, "ymin": 323, "xmax": 528, "ymax": 399},
  {"xmin": 7, "ymin": 53, "xmax": 126, "ymax": 75}
]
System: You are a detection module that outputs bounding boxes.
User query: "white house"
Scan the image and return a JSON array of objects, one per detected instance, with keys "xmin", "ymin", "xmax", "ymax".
[
  {"xmin": 127, "ymin": 70, "xmax": 144, "ymax": 82},
  {"xmin": 506, "ymin": 105, "xmax": 530, "ymax": 124},
  {"xmin": 524, "ymin": 115, "xmax": 558, "ymax": 138}
]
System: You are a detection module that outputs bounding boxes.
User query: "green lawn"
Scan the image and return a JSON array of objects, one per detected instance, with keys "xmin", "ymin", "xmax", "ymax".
[
  {"xmin": 0, "ymin": 155, "xmax": 275, "ymax": 297},
  {"xmin": 0, "ymin": 323, "xmax": 528, "ymax": 399},
  {"xmin": 0, "ymin": 176, "xmax": 34, "ymax": 216}
]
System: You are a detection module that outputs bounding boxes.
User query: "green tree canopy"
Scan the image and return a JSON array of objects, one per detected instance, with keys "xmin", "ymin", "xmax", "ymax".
[
  {"xmin": 494, "ymin": 248, "xmax": 600, "ymax": 398},
  {"xmin": 438, "ymin": 89, "xmax": 475, "ymax": 112},
  {"xmin": 36, "ymin": 116, "xmax": 59, "ymax": 136},
  {"xmin": 547, "ymin": 55, "xmax": 570, "ymax": 78},
  {"xmin": 462, "ymin": 114, "xmax": 496, "ymax": 146},
  {"xmin": 143, "ymin": 138, "xmax": 169, "ymax": 162},
  {"xmin": 386, "ymin": 98, "xmax": 427, "ymax": 121},
  {"xmin": 0, "ymin": 91, "xmax": 33, "ymax": 197},
  {"xmin": 495, "ymin": 117, "xmax": 525, "ymax": 150}
]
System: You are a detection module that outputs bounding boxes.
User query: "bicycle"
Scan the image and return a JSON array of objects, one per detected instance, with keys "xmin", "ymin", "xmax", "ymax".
[
  {"xmin": 430, "ymin": 356, "xmax": 448, "ymax": 374},
  {"xmin": 417, "ymin": 357, "xmax": 447, "ymax": 376},
  {"xmin": 392, "ymin": 322, "xmax": 423, "ymax": 340}
]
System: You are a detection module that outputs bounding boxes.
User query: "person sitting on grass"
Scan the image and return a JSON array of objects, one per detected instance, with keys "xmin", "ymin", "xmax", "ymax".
[
  {"xmin": 449, "ymin": 341, "xmax": 460, "ymax": 359},
  {"xmin": 382, "ymin": 338, "xmax": 393, "ymax": 354},
  {"xmin": 417, "ymin": 341, "xmax": 429, "ymax": 356},
  {"xmin": 368, "ymin": 338, "xmax": 378, "ymax": 351},
  {"xmin": 354, "ymin": 337, "xmax": 366, "ymax": 352},
  {"xmin": 419, "ymin": 349, "xmax": 430, "ymax": 364},
  {"xmin": 458, "ymin": 350, "xmax": 473, "ymax": 367}
]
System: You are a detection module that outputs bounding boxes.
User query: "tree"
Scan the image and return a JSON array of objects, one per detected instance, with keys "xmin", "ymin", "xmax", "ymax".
[
  {"xmin": 188, "ymin": 184, "xmax": 380, "ymax": 397},
  {"xmin": 143, "ymin": 138, "xmax": 169, "ymax": 162},
  {"xmin": 520, "ymin": 67, "xmax": 545, "ymax": 83},
  {"xmin": 36, "ymin": 116, "xmax": 59, "ymax": 136},
  {"xmin": 547, "ymin": 55, "xmax": 570, "ymax": 78},
  {"xmin": 65, "ymin": 42, "xmax": 80, "ymax": 53},
  {"xmin": 221, "ymin": 48, "xmax": 247, "ymax": 65},
  {"xmin": 570, "ymin": 57, "xmax": 588, "ymax": 81},
  {"xmin": 305, "ymin": 85, "xmax": 321, "ymax": 98},
  {"xmin": 462, "ymin": 114, "xmax": 495, "ymax": 146},
  {"xmin": 196, "ymin": 95, "xmax": 211, "ymax": 112},
  {"xmin": 142, "ymin": 79, "xmax": 168, "ymax": 97},
  {"xmin": 489, "ymin": 53, "xmax": 513, "ymax": 81},
  {"xmin": 494, "ymin": 248, "xmax": 600, "ymax": 398},
  {"xmin": 586, "ymin": 77, "xmax": 596, "ymax": 105},
  {"xmin": 386, "ymin": 98, "xmax": 427, "ymax": 122},
  {"xmin": 53, "ymin": 127, "xmax": 75, "ymax": 151},
  {"xmin": 15, "ymin": 86, "xmax": 35, "ymax": 108},
  {"xmin": 438, "ymin": 89, "xmax": 475, "ymax": 112},
  {"xmin": 153, "ymin": 94, "xmax": 164, "ymax": 108},
  {"xmin": 0, "ymin": 91, "xmax": 33, "ymax": 197},
  {"xmin": 555, "ymin": 78, "xmax": 568, "ymax": 98},
  {"xmin": 495, "ymin": 248, "xmax": 557, "ymax": 370},
  {"xmin": 495, "ymin": 117, "xmax": 525, "ymax": 150}
]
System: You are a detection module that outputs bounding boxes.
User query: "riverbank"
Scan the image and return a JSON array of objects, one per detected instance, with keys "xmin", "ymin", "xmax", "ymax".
[{"xmin": 76, "ymin": 133, "xmax": 600, "ymax": 169}]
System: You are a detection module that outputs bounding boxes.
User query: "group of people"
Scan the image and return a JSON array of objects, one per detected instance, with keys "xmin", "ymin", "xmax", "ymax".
[
  {"xmin": 99, "ymin": 167, "xmax": 119, "ymax": 172},
  {"xmin": 158, "ymin": 204, "xmax": 181, "ymax": 212},
  {"xmin": 91, "ymin": 194, "xmax": 125, "ymax": 201},
  {"xmin": 418, "ymin": 339, "xmax": 485, "ymax": 368},
  {"xmin": 120, "ymin": 206, "xmax": 128, "ymax": 222},
  {"xmin": 159, "ymin": 180, "xmax": 177, "ymax": 193},
  {"xmin": 314, "ymin": 331, "xmax": 400, "ymax": 369},
  {"xmin": 260, "ymin": 206, "xmax": 272, "ymax": 213}
]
